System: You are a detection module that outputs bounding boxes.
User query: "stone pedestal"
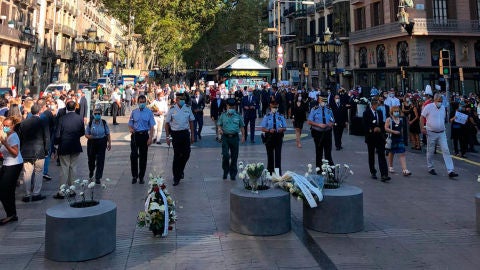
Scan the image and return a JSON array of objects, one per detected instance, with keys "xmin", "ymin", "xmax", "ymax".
[
  {"xmin": 303, "ymin": 185, "xmax": 363, "ymax": 234},
  {"xmin": 230, "ymin": 186, "xmax": 290, "ymax": 236},
  {"xmin": 45, "ymin": 200, "xmax": 117, "ymax": 261}
]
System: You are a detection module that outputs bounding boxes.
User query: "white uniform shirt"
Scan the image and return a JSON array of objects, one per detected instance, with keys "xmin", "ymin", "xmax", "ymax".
[
  {"xmin": 165, "ymin": 104, "xmax": 195, "ymax": 131},
  {"xmin": 421, "ymin": 103, "xmax": 446, "ymax": 132}
]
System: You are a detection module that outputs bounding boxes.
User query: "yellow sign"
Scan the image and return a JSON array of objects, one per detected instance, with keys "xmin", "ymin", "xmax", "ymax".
[
  {"xmin": 304, "ymin": 67, "xmax": 309, "ymax": 76},
  {"xmin": 105, "ymin": 62, "xmax": 113, "ymax": 69},
  {"xmin": 230, "ymin": 70, "xmax": 260, "ymax": 77}
]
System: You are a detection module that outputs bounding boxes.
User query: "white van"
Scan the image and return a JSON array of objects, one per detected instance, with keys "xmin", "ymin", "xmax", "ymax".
[{"xmin": 40, "ymin": 83, "xmax": 72, "ymax": 98}]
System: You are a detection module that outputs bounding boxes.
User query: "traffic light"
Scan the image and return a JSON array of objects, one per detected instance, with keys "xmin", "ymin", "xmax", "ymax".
[
  {"xmin": 459, "ymin": 67, "xmax": 464, "ymax": 81},
  {"xmin": 401, "ymin": 67, "xmax": 406, "ymax": 79},
  {"xmin": 303, "ymin": 63, "xmax": 309, "ymax": 76},
  {"xmin": 439, "ymin": 49, "xmax": 451, "ymax": 76}
]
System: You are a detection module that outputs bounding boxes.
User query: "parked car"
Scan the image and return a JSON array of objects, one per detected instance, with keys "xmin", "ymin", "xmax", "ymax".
[
  {"xmin": 0, "ymin": 87, "xmax": 11, "ymax": 98},
  {"xmin": 97, "ymin": 77, "xmax": 112, "ymax": 88},
  {"xmin": 40, "ymin": 83, "xmax": 72, "ymax": 98}
]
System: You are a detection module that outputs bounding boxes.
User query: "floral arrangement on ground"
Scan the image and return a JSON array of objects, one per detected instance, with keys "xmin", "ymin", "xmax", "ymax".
[
  {"xmin": 238, "ymin": 161, "xmax": 270, "ymax": 192},
  {"xmin": 319, "ymin": 159, "xmax": 354, "ymax": 189},
  {"xmin": 137, "ymin": 173, "xmax": 177, "ymax": 237},
  {"xmin": 59, "ymin": 178, "xmax": 109, "ymax": 208}
]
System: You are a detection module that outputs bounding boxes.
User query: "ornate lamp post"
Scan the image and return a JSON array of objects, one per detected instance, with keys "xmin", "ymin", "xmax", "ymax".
[
  {"xmin": 315, "ymin": 28, "xmax": 342, "ymax": 92},
  {"xmin": 75, "ymin": 25, "xmax": 107, "ymax": 83}
]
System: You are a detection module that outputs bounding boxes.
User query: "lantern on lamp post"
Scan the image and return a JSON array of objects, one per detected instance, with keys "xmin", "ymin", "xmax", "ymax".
[{"xmin": 314, "ymin": 28, "xmax": 342, "ymax": 92}]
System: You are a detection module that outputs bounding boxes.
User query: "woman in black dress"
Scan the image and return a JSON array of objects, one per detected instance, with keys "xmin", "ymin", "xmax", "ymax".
[
  {"xmin": 291, "ymin": 94, "xmax": 309, "ymax": 148},
  {"xmin": 407, "ymin": 98, "xmax": 421, "ymax": 150}
]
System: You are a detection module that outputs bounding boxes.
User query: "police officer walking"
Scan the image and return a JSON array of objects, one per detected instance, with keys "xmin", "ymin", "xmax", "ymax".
[
  {"xmin": 261, "ymin": 101, "xmax": 287, "ymax": 175},
  {"xmin": 128, "ymin": 95, "xmax": 156, "ymax": 184},
  {"xmin": 165, "ymin": 93, "xmax": 195, "ymax": 186},
  {"xmin": 217, "ymin": 98, "xmax": 245, "ymax": 180},
  {"xmin": 307, "ymin": 95, "xmax": 335, "ymax": 170}
]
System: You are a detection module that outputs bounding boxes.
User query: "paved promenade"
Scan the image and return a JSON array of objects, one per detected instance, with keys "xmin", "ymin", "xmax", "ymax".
[{"xmin": 1, "ymin": 110, "xmax": 480, "ymax": 270}]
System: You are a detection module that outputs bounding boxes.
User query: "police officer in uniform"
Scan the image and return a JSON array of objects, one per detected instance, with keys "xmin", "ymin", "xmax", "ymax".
[
  {"xmin": 217, "ymin": 98, "xmax": 245, "ymax": 180},
  {"xmin": 128, "ymin": 95, "xmax": 156, "ymax": 184},
  {"xmin": 307, "ymin": 94, "xmax": 335, "ymax": 170},
  {"xmin": 165, "ymin": 93, "xmax": 195, "ymax": 186},
  {"xmin": 261, "ymin": 101, "xmax": 287, "ymax": 175}
]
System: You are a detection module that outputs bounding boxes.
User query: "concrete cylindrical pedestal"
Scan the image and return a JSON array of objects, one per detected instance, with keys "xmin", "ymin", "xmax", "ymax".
[
  {"xmin": 45, "ymin": 200, "xmax": 117, "ymax": 261},
  {"xmin": 303, "ymin": 185, "xmax": 363, "ymax": 234},
  {"xmin": 230, "ymin": 186, "xmax": 291, "ymax": 236}
]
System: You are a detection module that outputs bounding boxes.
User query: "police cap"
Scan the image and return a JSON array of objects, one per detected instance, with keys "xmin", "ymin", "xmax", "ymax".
[{"xmin": 175, "ymin": 92, "xmax": 186, "ymax": 99}]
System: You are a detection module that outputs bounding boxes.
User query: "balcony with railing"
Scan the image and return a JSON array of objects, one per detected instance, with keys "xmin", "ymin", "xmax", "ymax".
[
  {"xmin": 54, "ymin": 23, "xmax": 62, "ymax": 33},
  {"xmin": 316, "ymin": 0, "xmax": 333, "ymax": 11},
  {"xmin": 56, "ymin": 49, "xmax": 73, "ymax": 60},
  {"xmin": 350, "ymin": 19, "xmax": 480, "ymax": 44},
  {"xmin": 284, "ymin": 5, "xmax": 296, "ymax": 17},
  {"xmin": 45, "ymin": 19, "xmax": 53, "ymax": 29},
  {"xmin": 294, "ymin": 9, "xmax": 307, "ymax": 20},
  {"xmin": 0, "ymin": 23, "xmax": 35, "ymax": 45},
  {"xmin": 286, "ymin": 61, "xmax": 300, "ymax": 69}
]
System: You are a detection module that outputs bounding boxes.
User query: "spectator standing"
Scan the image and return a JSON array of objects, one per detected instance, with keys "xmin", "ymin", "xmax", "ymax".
[
  {"xmin": 291, "ymin": 94, "xmax": 309, "ymax": 148},
  {"xmin": 111, "ymin": 87, "xmax": 122, "ymax": 125},
  {"xmin": 0, "ymin": 117, "xmax": 23, "ymax": 225},
  {"xmin": 41, "ymin": 100, "xmax": 57, "ymax": 180},
  {"xmin": 18, "ymin": 104, "xmax": 49, "ymax": 202},
  {"xmin": 150, "ymin": 92, "xmax": 168, "ymax": 145},
  {"xmin": 75, "ymin": 89, "xmax": 88, "ymax": 124},
  {"xmin": 449, "ymin": 102, "xmax": 468, "ymax": 158},
  {"xmin": 217, "ymin": 98, "xmax": 245, "ymax": 180},
  {"xmin": 85, "ymin": 108, "xmax": 111, "ymax": 184},
  {"xmin": 420, "ymin": 93, "xmax": 458, "ymax": 178},
  {"xmin": 331, "ymin": 94, "xmax": 348, "ymax": 151},
  {"xmin": 53, "ymin": 100, "xmax": 85, "ymax": 198},
  {"xmin": 124, "ymin": 85, "xmax": 133, "ymax": 113}
]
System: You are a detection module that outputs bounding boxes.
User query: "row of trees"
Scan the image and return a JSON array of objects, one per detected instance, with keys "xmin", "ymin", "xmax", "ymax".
[{"xmin": 101, "ymin": 0, "xmax": 268, "ymax": 71}]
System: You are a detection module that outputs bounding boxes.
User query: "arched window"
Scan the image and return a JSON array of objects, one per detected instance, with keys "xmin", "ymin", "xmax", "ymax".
[
  {"xmin": 397, "ymin": 41, "xmax": 409, "ymax": 66},
  {"xmin": 377, "ymin": 45, "xmax": 386, "ymax": 68},
  {"xmin": 359, "ymin": 47, "xmax": 367, "ymax": 68}
]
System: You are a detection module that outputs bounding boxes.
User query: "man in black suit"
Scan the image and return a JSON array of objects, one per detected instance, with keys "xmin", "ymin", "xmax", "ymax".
[
  {"xmin": 363, "ymin": 98, "xmax": 390, "ymax": 182},
  {"xmin": 210, "ymin": 92, "xmax": 226, "ymax": 142},
  {"xmin": 191, "ymin": 89, "xmax": 205, "ymax": 141},
  {"xmin": 241, "ymin": 88, "xmax": 259, "ymax": 143},
  {"xmin": 331, "ymin": 94, "xmax": 348, "ymax": 150},
  {"xmin": 53, "ymin": 100, "xmax": 85, "ymax": 198},
  {"xmin": 18, "ymin": 104, "xmax": 49, "ymax": 202}
]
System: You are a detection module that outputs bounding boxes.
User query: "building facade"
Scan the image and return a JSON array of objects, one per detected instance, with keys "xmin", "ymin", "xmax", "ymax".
[
  {"xmin": 267, "ymin": 0, "xmax": 351, "ymax": 90},
  {"xmin": 350, "ymin": 0, "xmax": 480, "ymax": 95}
]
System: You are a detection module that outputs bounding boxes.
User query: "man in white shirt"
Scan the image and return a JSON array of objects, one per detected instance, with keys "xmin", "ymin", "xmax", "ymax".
[
  {"xmin": 420, "ymin": 93, "xmax": 458, "ymax": 178},
  {"xmin": 110, "ymin": 87, "xmax": 122, "ymax": 125},
  {"xmin": 150, "ymin": 92, "xmax": 168, "ymax": 144},
  {"xmin": 384, "ymin": 88, "xmax": 400, "ymax": 108}
]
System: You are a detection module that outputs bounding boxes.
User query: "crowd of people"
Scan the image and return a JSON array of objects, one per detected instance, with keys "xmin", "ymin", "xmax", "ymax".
[{"xmin": 0, "ymin": 79, "xmax": 479, "ymax": 226}]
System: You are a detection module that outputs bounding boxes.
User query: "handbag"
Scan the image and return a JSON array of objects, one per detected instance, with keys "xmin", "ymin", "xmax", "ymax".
[{"xmin": 385, "ymin": 118, "xmax": 392, "ymax": 150}]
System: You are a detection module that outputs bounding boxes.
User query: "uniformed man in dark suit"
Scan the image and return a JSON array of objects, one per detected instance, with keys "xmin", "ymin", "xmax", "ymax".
[
  {"xmin": 165, "ymin": 93, "xmax": 195, "ymax": 186},
  {"xmin": 191, "ymin": 89, "xmax": 205, "ymax": 142},
  {"xmin": 241, "ymin": 88, "xmax": 259, "ymax": 143},
  {"xmin": 210, "ymin": 92, "xmax": 226, "ymax": 142}
]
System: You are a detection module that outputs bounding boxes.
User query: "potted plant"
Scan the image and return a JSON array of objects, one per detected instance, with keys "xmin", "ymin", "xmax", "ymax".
[
  {"xmin": 137, "ymin": 174, "xmax": 177, "ymax": 237},
  {"xmin": 238, "ymin": 161, "xmax": 269, "ymax": 192},
  {"xmin": 45, "ymin": 179, "xmax": 116, "ymax": 262}
]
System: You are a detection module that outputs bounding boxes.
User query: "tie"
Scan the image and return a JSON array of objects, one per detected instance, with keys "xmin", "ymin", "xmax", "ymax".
[
  {"xmin": 322, "ymin": 107, "xmax": 326, "ymax": 124},
  {"xmin": 249, "ymin": 96, "xmax": 252, "ymax": 103},
  {"xmin": 374, "ymin": 111, "xmax": 378, "ymax": 123},
  {"xmin": 273, "ymin": 113, "xmax": 277, "ymax": 130}
]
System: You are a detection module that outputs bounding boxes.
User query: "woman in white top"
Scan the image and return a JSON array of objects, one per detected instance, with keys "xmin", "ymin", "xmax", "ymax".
[{"xmin": 0, "ymin": 117, "xmax": 23, "ymax": 225}]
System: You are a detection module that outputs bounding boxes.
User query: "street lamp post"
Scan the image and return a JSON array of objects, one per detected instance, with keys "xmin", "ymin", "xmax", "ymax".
[
  {"xmin": 75, "ymin": 25, "xmax": 107, "ymax": 83},
  {"xmin": 314, "ymin": 29, "xmax": 341, "ymax": 92}
]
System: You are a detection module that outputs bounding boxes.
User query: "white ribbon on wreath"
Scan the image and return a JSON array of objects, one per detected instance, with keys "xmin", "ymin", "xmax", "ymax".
[
  {"xmin": 144, "ymin": 190, "xmax": 170, "ymax": 237},
  {"xmin": 284, "ymin": 172, "xmax": 323, "ymax": 208}
]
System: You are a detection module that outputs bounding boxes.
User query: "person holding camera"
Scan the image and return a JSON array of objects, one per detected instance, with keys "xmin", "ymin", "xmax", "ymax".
[{"xmin": 261, "ymin": 101, "xmax": 286, "ymax": 175}]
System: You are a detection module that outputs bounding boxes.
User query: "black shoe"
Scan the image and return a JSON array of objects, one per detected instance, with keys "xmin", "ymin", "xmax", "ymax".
[
  {"xmin": 132, "ymin": 178, "xmax": 137, "ymax": 184},
  {"xmin": 428, "ymin": 169, "xmax": 437, "ymax": 175},
  {"xmin": 371, "ymin": 174, "xmax": 378, "ymax": 179},
  {"xmin": 0, "ymin": 216, "xmax": 18, "ymax": 226},
  {"xmin": 22, "ymin": 196, "xmax": 32, "ymax": 203},
  {"xmin": 251, "ymin": 140, "xmax": 255, "ymax": 144},
  {"xmin": 113, "ymin": 123, "xmax": 119, "ymax": 125},
  {"xmin": 156, "ymin": 141, "xmax": 162, "ymax": 145},
  {"xmin": 198, "ymin": 134, "xmax": 202, "ymax": 140},
  {"xmin": 153, "ymin": 139, "xmax": 157, "ymax": 144},
  {"xmin": 381, "ymin": 176, "xmax": 391, "ymax": 182},
  {"xmin": 32, "ymin": 194, "xmax": 46, "ymax": 201},
  {"xmin": 230, "ymin": 177, "xmax": 236, "ymax": 181},
  {"xmin": 139, "ymin": 179, "xmax": 145, "ymax": 184},
  {"xmin": 43, "ymin": 174, "xmax": 52, "ymax": 181},
  {"xmin": 89, "ymin": 172, "xmax": 94, "ymax": 179},
  {"xmin": 181, "ymin": 173, "xmax": 184, "ymax": 179},
  {"xmin": 173, "ymin": 180, "xmax": 180, "ymax": 186},
  {"xmin": 223, "ymin": 174, "xmax": 227, "ymax": 180},
  {"xmin": 448, "ymin": 172, "xmax": 459, "ymax": 178},
  {"xmin": 56, "ymin": 160, "xmax": 61, "ymax": 166},
  {"xmin": 95, "ymin": 179, "xmax": 101, "ymax": 184},
  {"xmin": 53, "ymin": 193, "xmax": 65, "ymax": 199}
]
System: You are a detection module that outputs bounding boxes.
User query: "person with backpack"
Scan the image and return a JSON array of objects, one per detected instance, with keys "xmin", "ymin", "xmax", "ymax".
[{"xmin": 85, "ymin": 107, "xmax": 111, "ymax": 184}]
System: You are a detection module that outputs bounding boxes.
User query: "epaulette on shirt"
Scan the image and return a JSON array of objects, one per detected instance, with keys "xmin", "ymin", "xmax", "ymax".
[{"xmin": 312, "ymin": 105, "xmax": 319, "ymax": 110}]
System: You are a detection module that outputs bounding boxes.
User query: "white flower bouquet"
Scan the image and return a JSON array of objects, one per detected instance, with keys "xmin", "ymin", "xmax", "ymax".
[
  {"xmin": 320, "ymin": 159, "xmax": 354, "ymax": 189},
  {"xmin": 137, "ymin": 173, "xmax": 177, "ymax": 237},
  {"xmin": 353, "ymin": 97, "xmax": 370, "ymax": 105},
  {"xmin": 59, "ymin": 178, "xmax": 110, "ymax": 208},
  {"xmin": 238, "ymin": 161, "xmax": 269, "ymax": 192}
]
